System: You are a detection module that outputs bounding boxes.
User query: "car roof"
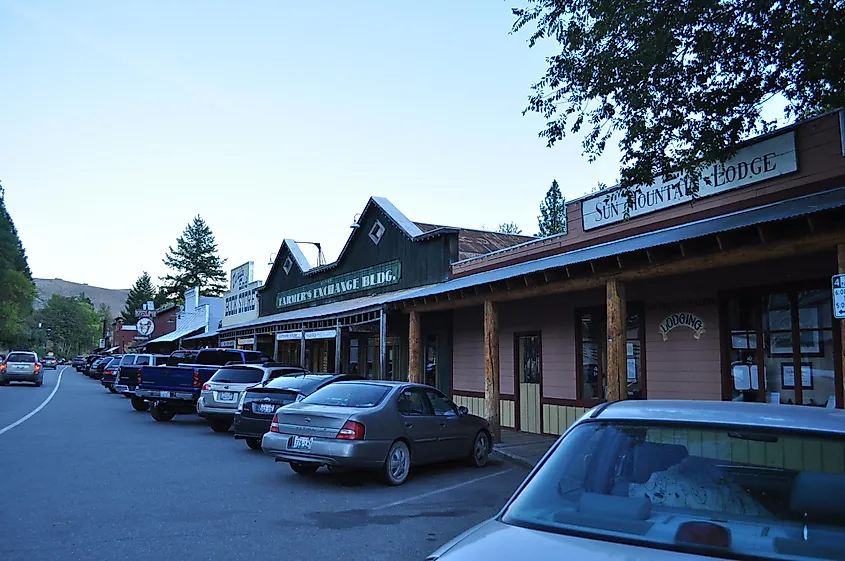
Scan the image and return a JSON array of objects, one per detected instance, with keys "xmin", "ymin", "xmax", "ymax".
[{"xmin": 587, "ymin": 399, "xmax": 845, "ymax": 435}]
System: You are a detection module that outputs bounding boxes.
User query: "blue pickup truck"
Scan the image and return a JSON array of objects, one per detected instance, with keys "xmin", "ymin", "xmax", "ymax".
[{"xmin": 135, "ymin": 348, "xmax": 271, "ymax": 422}]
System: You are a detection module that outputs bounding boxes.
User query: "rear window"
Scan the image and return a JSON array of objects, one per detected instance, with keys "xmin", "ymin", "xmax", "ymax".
[
  {"xmin": 120, "ymin": 355, "xmax": 136, "ymax": 366},
  {"xmin": 195, "ymin": 350, "xmax": 246, "ymax": 366},
  {"xmin": 301, "ymin": 383, "xmax": 390, "ymax": 408},
  {"xmin": 265, "ymin": 374, "xmax": 334, "ymax": 393},
  {"xmin": 6, "ymin": 352, "xmax": 35, "ymax": 363},
  {"xmin": 210, "ymin": 367, "xmax": 264, "ymax": 384},
  {"xmin": 502, "ymin": 421, "xmax": 845, "ymax": 560},
  {"xmin": 135, "ymin": 355, "xmax": 150, "ymax": 365}
]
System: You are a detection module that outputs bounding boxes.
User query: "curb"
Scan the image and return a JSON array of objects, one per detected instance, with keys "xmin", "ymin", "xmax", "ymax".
[{"xmin": 492, "ymin": 447, "xmax": 537, "ymax": 469}]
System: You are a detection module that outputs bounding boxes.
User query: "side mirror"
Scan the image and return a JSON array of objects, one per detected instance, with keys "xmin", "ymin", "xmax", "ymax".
[{"xmin": 458, "ymin": 405, "xmax": 469, "ymax": 415}]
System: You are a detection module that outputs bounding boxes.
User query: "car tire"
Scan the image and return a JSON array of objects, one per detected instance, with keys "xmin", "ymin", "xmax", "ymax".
[
  {"xmin": 108, "ymin": 386, "xmax": 117, "ymax": 394},
  {"xmin": 35, "ymin": 380, "xmax": 43, "ymax": 387},
  {"xmin": 150, "ymin": 404, "xmax": 175, "ymax": 422},
  {"xmin": 289, "ymin": 462, "xmax": 319, "ymax": 475},
  {"xmin": 246, "ymin": 438, "xmax": 263, "ymax": 451},
  {"xmin": 468, "ymin": 430, "xmax": 490, "ymax": 468},
  {"xmin": 380, "ymin": 440, "xmax": 410, "ymax": 486},
  {"xmin": 209, "ymin": 419, "xmax": 232, "ymax": 433},
  {"xmin": 131, "ymin": 397, "xmax": 150, "ymax": 412}
]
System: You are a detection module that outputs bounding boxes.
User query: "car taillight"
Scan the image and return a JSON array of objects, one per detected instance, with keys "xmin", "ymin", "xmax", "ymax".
[
  {"xmin": 336, "ymin": 420, "xmax": 365, "ymax": 440},
  {"xmin": 270, "ymin": 413, "xmax": 280, "ymax": 433},
  {"xmin": 192, "ymin": 368, "xmax": 200, "ymax": 388},
  {"xmin": 34, "ymin": 363, "xmax": 41, "ymax": 372},
  {"xmin": 0, "ymin": 363, "xmax": 5, "ymax": 372},
  {"xmin": 202, "ymin": 383, "xmax": 211, "ymax": 391}
]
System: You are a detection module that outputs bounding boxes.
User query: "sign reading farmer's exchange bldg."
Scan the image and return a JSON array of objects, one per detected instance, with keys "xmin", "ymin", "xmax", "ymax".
[
  {"xmin": 276, "ymin": 261, "xmax": 402, "ymax": 310},
  {"xmin": 581, "ymin": 131, "xmax": 798, "ymax": 231}
]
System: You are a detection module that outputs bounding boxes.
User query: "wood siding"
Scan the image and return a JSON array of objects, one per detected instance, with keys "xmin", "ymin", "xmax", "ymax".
[
  {"xmin": 453, "ymin": 112, "xmax": 845, "ymax": 277},
  {"xmin": 259, "ymin": 204, "xmax": 454, "ymax": 316},
  {"xmin": 453, "ymin": 394, "xmax": 516, "ymax": 428}
]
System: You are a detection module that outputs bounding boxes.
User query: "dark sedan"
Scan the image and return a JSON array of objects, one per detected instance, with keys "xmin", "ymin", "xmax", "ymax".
[
  {"xmin": 41, "ymin": 357, "xmax": 58, "ymax": 369},
  {"xmin": 261, "ymin": 381, "xmax": 492, "ymax": 485},
  {"xmin": 234, "ymin": 373, "xmax": 363, "ymax": 451}
]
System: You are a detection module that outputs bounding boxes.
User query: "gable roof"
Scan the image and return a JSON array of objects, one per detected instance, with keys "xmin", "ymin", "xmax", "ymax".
[{"xmin": 414, "ymin": 222, "xmax": 536, "ymax": 261}]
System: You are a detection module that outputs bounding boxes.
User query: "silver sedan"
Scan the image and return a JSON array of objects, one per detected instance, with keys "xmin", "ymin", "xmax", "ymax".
[{"xmin": 262, "ymin": 381, "xmax": 492, "ymax": 485}]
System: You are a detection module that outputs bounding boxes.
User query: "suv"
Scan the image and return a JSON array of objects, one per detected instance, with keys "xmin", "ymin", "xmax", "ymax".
[
  {"xmin": 1, "ymin": 351, "xmax": 43, "ymax": 386},
  {"xmin": 197, "ymin": 364, "xmax": 308, "ymax": 432}
]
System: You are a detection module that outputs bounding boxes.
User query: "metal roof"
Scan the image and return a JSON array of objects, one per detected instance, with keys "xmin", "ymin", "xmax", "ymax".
[
  {"xmin": 283, "ymin": 239, "xmax": 312, "ymax": 272},
  {"xmin": 218, "ymin": 285, "xmax": 437, "ymax": 333},
  {"xmin": 592, "ymin": 399, "xmax": 845, "ymax": 435},
  {"xmin": 387, "ymin": 187, "xmax": 845, "ymax": 303},
  {"xmin": 183, "ymin": 328, "xmax": 221, "ymax": 341},
  {"xmin": 145, "ymin": 310, "xmax": 208, "ymax": 344}
]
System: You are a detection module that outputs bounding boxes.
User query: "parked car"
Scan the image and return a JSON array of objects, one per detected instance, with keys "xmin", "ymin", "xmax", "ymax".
[
  {"xmin": 100, "ymin": 357, "xmax": 125, "ymax": 392},
  {"xmin": 135, "ymin": 348, "xmax": 271, "ymax": 422},
  {"xmin": 198, "ymin": 363, "xmax": 308, "ymax": 433},
  {"xmin": 94, "ymin": 355, "xmax": 121, "ymax": 381},
  {"xmin": 234, "ymin": 372, "xmax": 361, "ymax": 450},
  {"xmin": 262, "ymin": 381, "xmax": 492, "ymax": 485},
  {"xmin": 114, "ymin": 353, "xmax": 170, "ymax": 410},
  {"xmin": 83, "ymin": 355, "xmax": 104, "ymax": 377},
  {"xmin": 0, "ymin": 351, "xmax": 43, "ymax": 386},
  {"xmin": 42, "ymin": 356, "xmax": 58, "ymax": 369},
  {"xmin": 425, "ymin": 400, "xmax": 845, "ymax": 561},
  {"xmin": 72, "ymin": 355, "xmax": 87, "ymax": 371}
]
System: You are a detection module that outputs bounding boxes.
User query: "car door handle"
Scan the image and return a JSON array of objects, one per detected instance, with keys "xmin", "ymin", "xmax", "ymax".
[
  {"xmin": 439, "ymin": 422, "xmax": 447, "ymax": 428},
  {"xmin": 404, "ymin": 422, "xmax": 413, "ymax": 428}
]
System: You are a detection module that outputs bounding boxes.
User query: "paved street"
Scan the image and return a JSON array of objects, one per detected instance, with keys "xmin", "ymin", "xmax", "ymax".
[{"xmin": 0, "ymin": 367, "xmax": 528, "ymax": 561}]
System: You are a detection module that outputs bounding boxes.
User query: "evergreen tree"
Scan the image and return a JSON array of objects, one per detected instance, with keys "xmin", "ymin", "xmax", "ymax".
[
  {"xmin": 160, "ymin": 216, "xmax": 227, "ymax": 302},
  {"xmin": 0, "ymin": 182, "xmax": 36, "ymax": 348},
  {"xmin": 537, "ymin": 180, "xmax": 567, "ymax": 237},
  {"xmin": 497, "ymin": 222, "xmax": 523, "ymax": 235},
  {"xmin": 122, "ymin": 272, "xmax": 156, "ymax": 321}
]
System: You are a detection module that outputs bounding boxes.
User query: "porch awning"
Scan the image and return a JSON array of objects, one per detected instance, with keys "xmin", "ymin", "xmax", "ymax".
[
  {"xmin": 386, "ymin": 186, "xmax": 845, "ymax": 303},
  {"xmin": 184, "ymin": 328, "xmax": 221, "ymax": 341}
]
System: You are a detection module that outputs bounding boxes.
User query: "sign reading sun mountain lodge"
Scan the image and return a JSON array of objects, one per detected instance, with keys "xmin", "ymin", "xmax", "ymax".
[
  {"xmin": 276, "ymin": 261, "xmax": 401, "ymax": 310},
  {"xmin": 581, "ymin": 132, "xmax": 798, "ymax": 230},
  {"xmin": 659, "ymin": 313, "xmax": 706, "ymax": 341}
]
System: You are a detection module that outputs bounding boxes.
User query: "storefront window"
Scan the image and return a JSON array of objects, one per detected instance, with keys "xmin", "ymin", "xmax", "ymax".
[
  {"xmin": 726, "ymin": 287, "xmax": 837, "ymax": 407},
  {"xmin": 577, "ymin": 305, "xmax": 644, "ymax": 401},
  {"xmin": 349, "ymin": 339, "xmax": 359, "ymax": 375},
  {"xmin": 424, "ymin": 334, "xmax": 438, "ymax": 387}
]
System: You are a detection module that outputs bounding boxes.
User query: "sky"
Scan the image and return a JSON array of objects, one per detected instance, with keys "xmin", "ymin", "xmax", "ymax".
[{"xmin": 0, "ymin": 1, "xmax": 784, "ymax": 291}]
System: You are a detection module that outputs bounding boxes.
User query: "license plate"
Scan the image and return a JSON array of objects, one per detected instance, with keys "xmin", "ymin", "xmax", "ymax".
[
  {"xmin": 257, "ymin": 403, "xmax": 275, "ymax": 414},
  {"xmin": 15, "ymin": 365, "xmax": 25, "ymax": 369},
  {"xmin": 289, "ymin": 436, "xmax": 313, "ymax": 450},
  {"xmin": 159, "ymin": 390, "xmax": 171, "ymax": 398},
  {"xmin": 218, "ymin": 392, "xmax": 235, "ymax": 401}
]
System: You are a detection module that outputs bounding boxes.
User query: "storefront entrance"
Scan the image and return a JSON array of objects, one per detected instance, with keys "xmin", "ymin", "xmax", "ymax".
[
  {"xmin": 723, "ymin": 283, "xmax": 841, "ymax": 407},
  {"xmin": 515, "ymin": 333, "xmax": 542, "ymax": 434}
]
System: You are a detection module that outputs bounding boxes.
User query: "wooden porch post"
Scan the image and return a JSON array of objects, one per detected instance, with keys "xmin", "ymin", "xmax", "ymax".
[
  {"xmin": 299, "ymin": 331, "xmax": 306, "ymax": 369},
  {"xmin": 334, "ymin": 321, "xmax": 342, "ymax": 374},
  {"xmin": 606, "ymin": 279, "xmax": 627, "ymax": 402},
  {"xmin": 839, "ymin": 244, "xmax": 845, "ymax": 408},
  {"xmin": 484, "ymin": 300, "xmax": 501, "ymax": 442},
  {"xmin": 273, "ymin": 335, "xmax": 280, "ymax": 362},
  {"xmin": 379, "ymin": 309, "xmax": 387, "ymax": 380},
  {"xmin": 408, "ymin": 310, "xmax": 422, "ymax": 383}
]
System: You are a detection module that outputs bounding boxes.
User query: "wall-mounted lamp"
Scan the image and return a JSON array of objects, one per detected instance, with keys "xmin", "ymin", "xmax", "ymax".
[
  {"xmin": 268, "ymin": 252, "xmax": 277, "ymax": 266},
  {"xmin": 350, "ymin": 213, "xmax": 362, "ymax": 229}
]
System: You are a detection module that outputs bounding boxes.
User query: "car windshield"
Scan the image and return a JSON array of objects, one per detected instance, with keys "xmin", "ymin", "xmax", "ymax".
[
  {"xmin": 501, "ymin": 420, "xmax": 845, "ymax": 560},
  {"xmin": 301, "ymin": 383, "xmax": 390, "ymax": 408},
  {"xmin": 210, "ymin": 367, "xmax": 264, "ymax": 384},
  {"xmin": 7, "ymin": 353, "xmax": 36, "ymax": 363}
]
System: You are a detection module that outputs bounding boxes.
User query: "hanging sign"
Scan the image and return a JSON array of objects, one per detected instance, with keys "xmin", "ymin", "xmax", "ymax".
[
  {"xmin": 136, "ymin": 317, "xmax": 155, "ymax": 337},
  {"xmin": 659, "ymin": 313, "xmax": 706, "ymax": 341},
  {"xmin": 276, "ymin": 331, "xmax": 303, "ymax": 341},
  {"xmin": 237, "ymin": 337, "xmax": 255, "ymax": 346},
  {"xmin": 221, "ymin": 339, "xmax": 236, "ymax": 348},
  {"xmin": 833, "ymin": 274, "xmax": 845, "ymax": 319},
  {"xmin": 305, "ymin": 329, "xmax": 337, "ymax": 340}
]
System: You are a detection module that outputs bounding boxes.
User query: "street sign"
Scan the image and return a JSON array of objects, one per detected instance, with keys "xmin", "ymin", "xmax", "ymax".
[{"xmin": 834, "ymin": 274, "xmax": 845, "ymax": 319}]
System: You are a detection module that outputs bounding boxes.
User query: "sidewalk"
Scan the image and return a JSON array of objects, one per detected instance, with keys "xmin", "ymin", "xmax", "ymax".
[{"xmin": 492, "ymin": 429, "xmax": 559, "ymax": 469}]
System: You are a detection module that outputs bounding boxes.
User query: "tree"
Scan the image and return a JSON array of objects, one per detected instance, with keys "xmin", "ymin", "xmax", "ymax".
[
  {"xmin": 497, "ymin": 222, "xmax": 523, "ymax": 235},
  {"xmin": 537, "ymin": 180, "xmax": 567, "ymax": 237},
  {"xmin": 513, "ymin": 0, "xmax": 845, "ymax": 206},
  {"xmin": 0, "ymin": 181, "xmax": 36, "ymax": 348},
  {"xmin": 160, "ymin": 216, "xmax": 227, "ymax": 302},
  {"xmin": 36, "ymin": 295, "xmax": 99, "ymax": 356},
  {"xmin": 122, "ymin": 272, "xmax": 156, "ymax": 321}
]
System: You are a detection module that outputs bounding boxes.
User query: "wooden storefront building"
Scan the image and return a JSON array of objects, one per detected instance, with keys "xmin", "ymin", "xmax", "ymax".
[
  {"xmin": 392, "ymin": 109, "xmax": 845, "ymax": 441},
  {"xmin": 217, "ymin": 197, "xmax": 532, "ymax": 393}
]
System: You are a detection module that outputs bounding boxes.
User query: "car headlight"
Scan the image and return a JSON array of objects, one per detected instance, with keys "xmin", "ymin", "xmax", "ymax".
[{"xmin": 237, "ymin": 392, "xmax": 247, "ymax": 412}]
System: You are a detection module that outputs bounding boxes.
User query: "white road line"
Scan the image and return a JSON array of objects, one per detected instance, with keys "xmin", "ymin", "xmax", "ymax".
[
  {"xmin": 0, "ymin": 366, "xmax": 66, "ymax": 436},
  {"xmin": 372, "ymin": 468, "xmax": 515, "ymax": 511}
]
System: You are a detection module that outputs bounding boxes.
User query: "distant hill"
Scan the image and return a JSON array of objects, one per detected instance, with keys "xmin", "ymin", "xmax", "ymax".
[{"xmin": 34, "ymin": 278, "xmax": 129, "ymax": 318}]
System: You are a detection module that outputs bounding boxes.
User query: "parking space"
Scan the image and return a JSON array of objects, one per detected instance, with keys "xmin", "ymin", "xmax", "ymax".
[{"xmin": 0, "ymin": 369, "xmax": 528, "ymax": 561}]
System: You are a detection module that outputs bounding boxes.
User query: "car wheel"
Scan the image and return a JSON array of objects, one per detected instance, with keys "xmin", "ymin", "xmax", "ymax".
[
  {"xmin": 469, "ymin": 430, "xmax": 490, "ymax": 468},
  {"xmin": 35, "ymin": 380, "xmax": 43, "ymax": 387},
  {"xmin": 246, "ymin": 438, "xmax": 263, "ymax": 451},
  {"xmin": 209, "ymin": 419, "xmax": 232, "ymax": 433},
  {"xmin": 150, "ymin": 404, "xmax": 175, "ymax": 422},
  {"xmin": 289, "ymin": 462, "xmax": 319, "ymax": 475},
  {"xmin": 108, "ymin": 386, "xmax": 117, "ymax": 393},
  {"xmin": 381, "ymin": 440, "xmax": 410, "ymax": 486},
  {"xmin": 131, "ymin": 397, "xmax": 150, "ymax": 412}
]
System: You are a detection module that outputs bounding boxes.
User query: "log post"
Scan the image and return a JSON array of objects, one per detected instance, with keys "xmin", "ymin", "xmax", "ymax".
[
  {"xmin": 273, "ymin": 335, "xmax": 280, "ymax": 362},
  {"xmin": 334, "ymin": 321, "xmax": 342, "ymax": 374},
  {"xmin": 484, "ymin": 300, "xmax": 501, "ymax": 442},
  {"xmin": 299, "ymin": 331, "xmax": 306, "ymax": 369},
  {"xmin": 408, "ymin": 311, "xmax": 422, "ymax": 383},
  {"xmin": 606, "ymin": 279, "xmax": 627, "ymax": 402},
  {"xmin": 839, "ymin": 244, "xmax": 845, "ymax": 408}
]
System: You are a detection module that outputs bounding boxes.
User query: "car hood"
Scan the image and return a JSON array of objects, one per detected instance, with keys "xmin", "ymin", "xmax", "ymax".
[{"xmin": 428, "ymin": 519, "xmax": 713, "ymax": 561}]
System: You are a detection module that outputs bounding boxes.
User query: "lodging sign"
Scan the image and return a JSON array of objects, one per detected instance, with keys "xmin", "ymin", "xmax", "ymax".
[
  {"xmin": 581, "ymin": 132, "xmax": 798, "ymax": 231},
  {"xmin": 276, "ymin": 260, "xmax": 401, "ymax": 310}
]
